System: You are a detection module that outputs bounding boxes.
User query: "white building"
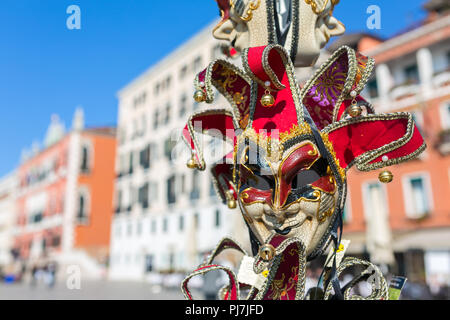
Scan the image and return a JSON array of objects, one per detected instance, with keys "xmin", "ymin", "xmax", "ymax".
[
  {"xmin": 108, "ymin": 20, "xmax": 333, "ymax": 281},
  {"xmin": 0, "ymin": 172, "xmax": 17, "ymax": 267}
]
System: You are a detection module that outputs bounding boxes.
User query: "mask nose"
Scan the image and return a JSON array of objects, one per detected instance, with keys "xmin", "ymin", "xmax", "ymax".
[
  {"xmin": 272, "ymin": 177, "xmax": 291, "ymax": 210},
  {"xmin": 264, "ymin": 206, "xmax": 287, "ymax": 226}
]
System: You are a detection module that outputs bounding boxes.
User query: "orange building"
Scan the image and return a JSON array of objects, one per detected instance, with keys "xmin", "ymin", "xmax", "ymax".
[
  {"xmin": 14, "ymin": 109, "xmax": 116, "ymax": 277},
  {"xmin": 332, "ymin": 4, "xmax": 450, "ymax": 289}
]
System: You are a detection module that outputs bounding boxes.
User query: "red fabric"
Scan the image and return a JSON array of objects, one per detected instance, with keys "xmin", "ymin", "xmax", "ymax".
[
  {"xmin": 215, "ymin": 0, "xmax": 231, "ymax": 23},
  {"xmin": 263, "ymin": 242, "xmax": 300, "ymax": 300},
  {"xmin": 211, "ymin": 62, "xmax": 252, "ymax": 127},
  {"xmin": 245, "ymin": 46, "xmax": 300, "ymax": 134},
  {"xmin": 327, "ymin": 117, "xmax": 424, "ymax": 169},
  {"xmin": 370, "ymin": 125, "xmax": 424, "ymax": 164}
]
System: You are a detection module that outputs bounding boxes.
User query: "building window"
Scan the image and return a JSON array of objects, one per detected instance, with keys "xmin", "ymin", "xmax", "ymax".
[
  {"xmin": 163, "ymin": 217, "xmax": 168, "ymax": 233},
  {"xmin": 179, "ymin": 215, "xmax": 184, "ymax": 231},
  {"xmin": 366, "ymin": 78, "xmax": 379, "ymax": 99},
  {"xmin": 167, "ymin": 175, "xmax": 176, "ymax": 205},
  {"xmin": 165, "ymin": 76, "xmax": 172, "ymax": 90},
  {"xmin": 194, "ymin": 213, "xmax": 199, "ymax": 229},
  {"xmin": 164, "ymin": 138, "xmax": 176, "ymax": 162},
  {"xmin": 153, "ymin": 110, "xmax": 159, "ymax": 130},
  {"xmin": 115, "ymin": 189, "xmax": 122, "ymax": 214},
  {"xmin": 179, "ymin": 94, "xmax": 187, "ymax": 118},
  {"xmin": 140, "ymin": 115, "xmax": 147, "ymax": 136},
  {"xmin": 128, "ymin": 152, "xmax": 134, "ymax": 175},
  {"xmin": 30, "ymin": 211, "xmax": 43, "ymax": 224},
  {"xmin": 138, "ymin": 183, "xmax": 149, "ymax": 209},
  {"xmin": 404, "ymin": 64, "xmax": 420, "ymax": 84},
  {"xmin": 190, "ymin": 171, "xmax": 200, "ymax": 201},
  {"xmin": 145, "ymin": 254, "xmax": 154, "ymax": 273},
  {"xmin": 402, "ymin": 174, "xmax": 433, "ymax": 219},
  {"xmin": 52, "ymin": 235, "xmax": 61, "ymax": 247},
  {"xmin": 139, "ymin": 145, "xmax": 151, "ymax": 170},
  {"xmin": 77, "ymin": 187, "xmax": 90, "ymax": 224},
  {"xmin": 215, "ymin": 209, "xmax": 221, "ymax": 228},
  {"xmin": 165, "ymin": 103, "xmax": 171, "ymax": 125},
  {"xmin": 363, "ymin": 182, "xmax": 388, "ymax": 222},
  {"xmin": 80, "ymin": 141, "xmax": 93, "ymax": 173},
  {"xmin": 210, "ymin": 180, "xmax": 216, "ymax": 197}
]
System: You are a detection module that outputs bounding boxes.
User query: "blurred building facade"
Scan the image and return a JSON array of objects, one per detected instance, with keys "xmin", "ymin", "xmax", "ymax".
[
  {"xmin": 13, "ymin": 109, "xmax": 116, "ymax": 278},
  {"xmin": 337, "ymin": 5, "xmax": 450, "ymax": 292},
  {"xmin": 0, "ymin": 172, "xmax": 17, "ymax": 268},
  {"xmin": 108, "ymin": 22, "xmax": 251, "ymax": 281}
]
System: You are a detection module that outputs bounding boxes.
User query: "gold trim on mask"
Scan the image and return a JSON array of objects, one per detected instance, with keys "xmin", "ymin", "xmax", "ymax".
[
  {"xmin": 230, "ymin": 0, "xmax": 261, "ymax": 22},
  {"xmin": 320, "ymin": 132, "xmax": 346, "ymax": 181},
  {"xmin": 304, "ymin": 0, "xmax": 340, "ymax": 15}
]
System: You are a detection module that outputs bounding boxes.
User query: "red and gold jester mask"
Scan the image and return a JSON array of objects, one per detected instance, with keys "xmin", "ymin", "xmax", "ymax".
[{"xmin": 183, "ymin": 44, "xmax": 426, "ymax": 259}]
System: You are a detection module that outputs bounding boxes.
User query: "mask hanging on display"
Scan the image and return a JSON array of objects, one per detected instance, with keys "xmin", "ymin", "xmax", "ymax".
[
  {"xmin": 181, "ymin": 0, "xmax": 426, "ymax": 301},
  {"xmin": 181, "ymin": 44, "xmax": 426, "ymax": 300},
  {"xmin": 213, "ymin": 0, "xmax": 345, "ymax": 66}
]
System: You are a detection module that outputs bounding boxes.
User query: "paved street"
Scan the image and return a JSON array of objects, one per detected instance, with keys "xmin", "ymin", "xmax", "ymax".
[{"xmin": 0, "ymin": 280, "xmax": 193, "ymax": 300}]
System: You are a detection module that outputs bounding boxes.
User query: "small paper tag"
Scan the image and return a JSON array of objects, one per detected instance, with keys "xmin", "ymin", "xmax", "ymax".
[
  {"xmin": 237, "ymin": 256, "xmax": 267, "ymax": 290},
  {"xmin": 325, "ymin": 239, "xmax": 351, "ymax": 268},
  {"xmin": 388, "ymin": 276, "xmax": 407, "ymax": 300}
]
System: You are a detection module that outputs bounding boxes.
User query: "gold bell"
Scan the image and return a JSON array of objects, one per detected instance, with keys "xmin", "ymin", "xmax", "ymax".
[
  {"xmin": 193, "ymin": 89, "xmax": 206, "ymax": 103},
  {"xmin": 378, "ymin": 170, "xmax": 393, "ymax": 184},
  {"xmin": 226, "ymin": 190, "xmax": 237, "ymax": 209},
  {"xmin": 227, "ymin": 199, "xmax": 237, "ymax": 209},
  {"xmin": 198, "ymin": 160, "xmax": 206, "ymax": 171},
  {"xmin": 259, "ymin": 244, "xmax": 275, "ymax": 261},
  {"xmin": 260, "ymin": 90, "xmax": 275, "ymax": 107},
  {"xmin": 348, "ymin": 104, "xmax": 362, "ymax": 118},
  {"xmin": 186, "ymin": 157, "xmax": 196, "ymax": 169}
]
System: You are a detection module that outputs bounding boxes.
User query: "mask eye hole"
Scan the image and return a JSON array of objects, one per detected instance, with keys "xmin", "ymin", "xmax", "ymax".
[
  {"xmin": 247, "ymin": 176, "xmax": 272, "ymax": 191},
  {"xmin": 291, "ymin": 170, "xmax": 321, "ymax": 189}
]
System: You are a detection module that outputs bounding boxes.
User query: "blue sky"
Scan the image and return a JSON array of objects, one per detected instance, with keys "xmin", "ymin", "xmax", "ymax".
[{"xmin": 0, "ymin": 0, "xmax": 427, "ymax": 177}]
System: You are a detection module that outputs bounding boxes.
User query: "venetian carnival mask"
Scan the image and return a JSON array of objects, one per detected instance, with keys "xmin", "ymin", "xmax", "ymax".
[
  {"xmin": 212, "ymin": 0, "xmax": 345, "ymax": 67},
  {"xmin": 183, "ymin": 44, "xmax": 426, "ymax": 260}
]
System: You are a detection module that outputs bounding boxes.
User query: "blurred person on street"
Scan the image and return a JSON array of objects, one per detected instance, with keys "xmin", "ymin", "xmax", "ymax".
[
  {"xmin": 30, "ymin": 265, "xmax": 38, "ymax": 287},
  {"xmin": 45, "ymin": 262, "xmax": 57, "ymax": 289}
]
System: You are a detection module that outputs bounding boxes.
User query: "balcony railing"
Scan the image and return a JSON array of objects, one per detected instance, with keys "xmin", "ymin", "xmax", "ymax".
[
  {"xmin": 389, "ymin": 80, "xmax": 420, "ymax": 101},
  {"xmin": 432, "ymin": 68, "xmax": 450, "ymax": 88}
]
